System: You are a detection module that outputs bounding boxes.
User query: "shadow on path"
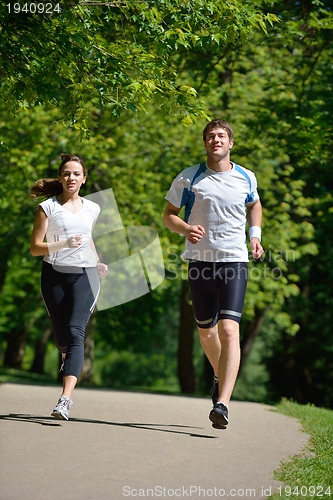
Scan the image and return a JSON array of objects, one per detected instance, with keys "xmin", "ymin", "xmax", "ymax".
[{"xmin": 0, "ymin": 413, "xmax": 218, "ymax": 439}]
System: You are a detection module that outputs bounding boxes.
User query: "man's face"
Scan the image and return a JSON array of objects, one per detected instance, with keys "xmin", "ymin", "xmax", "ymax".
[{"xmin": 204, "ymin": 127, "xmax": 234, "ymax": 159}]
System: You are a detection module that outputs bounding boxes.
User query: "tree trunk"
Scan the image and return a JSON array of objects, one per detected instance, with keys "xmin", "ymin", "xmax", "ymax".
[
  {"xmin": 30, "ymin": 328, "xmax": 52, "ymax": 374},
  {"xmin": 78, "ymin": 310, "xmax": 96, "ymax": 386},
  {"xmin": 239, "ymin": 308, "xmax": 266, "ymax": 373},
  {"xmin": 177, "ymin": 280, "xmax": 196, "ymax": 393},
  {"xmin": 4, "ymin": 328, "xmax": 28, "ymax": 369}
]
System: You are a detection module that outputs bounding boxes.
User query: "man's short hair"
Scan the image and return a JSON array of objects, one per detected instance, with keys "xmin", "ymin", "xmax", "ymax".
[{"xmin": 203, "ymin": 119, "xmax": 234, "ymax": 142}]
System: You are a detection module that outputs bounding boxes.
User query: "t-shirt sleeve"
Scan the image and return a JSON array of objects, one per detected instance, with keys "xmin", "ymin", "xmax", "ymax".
[
  {"xmin": 86, "ymin": 200, "xmax": 100, "ymax": 221},
  {"xmin": 165, "ymin": 172, "xmax": 188, "ymax": 208},
  {"xmin": 39, "ymin": 198, "xmax": 52, "ymax": 217},
  {"xmin": 245, "ymin": 172, "xmax": 260, "ymax": 205},
  {"xmin": 93, "ymin": 202, "xmax": 101, "ymax": 220}
]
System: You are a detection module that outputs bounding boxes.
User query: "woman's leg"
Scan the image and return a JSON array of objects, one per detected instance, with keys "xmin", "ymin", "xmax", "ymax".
[
  {"xmin": 61, "ymin": 268, "xmax": 100, "ymax": 398},
  {"xmin": 41, "ymin": 263, "xmax": 76, "ymax": 419},
  {"xmin": 51, "ymin": 268, "xmax": 99, "ymax": 419},
  {"xmin": 41, "ymin": 262, "xmax": 68, "ymax": 355}
]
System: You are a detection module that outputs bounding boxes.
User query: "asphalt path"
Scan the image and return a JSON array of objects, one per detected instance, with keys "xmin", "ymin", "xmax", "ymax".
[{"xmin": 0, "ymin": 383, "xmax": 309, "ymax": 500}]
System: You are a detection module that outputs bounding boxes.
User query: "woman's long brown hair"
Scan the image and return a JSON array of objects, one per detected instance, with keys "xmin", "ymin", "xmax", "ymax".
[{"xmin": 29, "ymin": 154, "xmax": 87, "ymax": 199}]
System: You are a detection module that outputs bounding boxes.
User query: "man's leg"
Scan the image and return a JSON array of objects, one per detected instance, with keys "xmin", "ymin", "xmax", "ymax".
[
  {"xmin": 208, "ymin": 319, "xmax": 240, "ymax": 428},
  {"xmin": 198, "ymin": 325, "xmax": 221, "ymax": 376},
  {"xmin": 198, "ymin": 319, "xmax": 240, "ymax": 405},
  {"xmin": 217, "ymin": 319, "xmax": 240, "ymax": 406}
]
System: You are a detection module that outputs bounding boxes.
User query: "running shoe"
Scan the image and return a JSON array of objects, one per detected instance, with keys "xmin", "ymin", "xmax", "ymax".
[
  {"xmin": 210, "ymin": 377, "xmax": 219, "ymax": 404},
  {"xmin": 209, "ymin": 402, "xmax": 229, "ymax": 428},
  {"xmin": 51, "ymin": 395, "xmax": 73, "ymax": 420}
]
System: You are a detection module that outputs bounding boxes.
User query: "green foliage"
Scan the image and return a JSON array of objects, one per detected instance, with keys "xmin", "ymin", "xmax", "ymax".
[
  {"xmin": 97, "ymin": 350, "xmax": 178, "ymax": 391},
  {"xmin": 0, "ymin": 367, "xmax": 56, "ymax": 385},
  {"xmin": 272, "ymin": 399, "xmax": 333, "ymax": 499},
  {"xmin": 0, "ymin": 0, "xmax": 332, "ymax": 407},
  {"xmin": 0, "ymin": 0, "xmax": 278, "ymax": 130},
  {"xmin": 245, "ymin": 0, "xmax": 333, "ymax": 408},
  {"xmin": 233, "ymin": 335, "xmax": 270, "ymax": 403}
]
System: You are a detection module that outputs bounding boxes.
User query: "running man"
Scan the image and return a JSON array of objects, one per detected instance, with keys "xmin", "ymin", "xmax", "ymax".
[{"xmin": 163, "ymin": 119, "xmax": 264, "ymax": 428}]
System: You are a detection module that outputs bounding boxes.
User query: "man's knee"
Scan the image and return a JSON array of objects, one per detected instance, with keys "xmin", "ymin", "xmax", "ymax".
[
  {"xmin": 198, "ymin": 325, "xmax": 218, "ymax": 341},
  {"xmin": 218, "ymin": 320, "xmax": 239, "ymax": 342}
]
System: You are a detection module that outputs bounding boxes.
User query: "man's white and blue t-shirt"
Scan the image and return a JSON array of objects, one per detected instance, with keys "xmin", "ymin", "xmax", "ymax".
[
  {"xmin": 165, "ymin": 162, "xmax": 259, "ymax": 263},
  {"xmin": 39, "ymin": 196, "xmax": 100, "ymax": 268}
]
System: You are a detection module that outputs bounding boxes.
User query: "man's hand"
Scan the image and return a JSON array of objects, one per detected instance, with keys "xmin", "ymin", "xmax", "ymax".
[
  {"xmin": 250, "ymin": 238, "xmax": 264, "ymax": 260},
  {"xmin": 186, "ymin": 225, "xmax": 205, "ymax": 244}
]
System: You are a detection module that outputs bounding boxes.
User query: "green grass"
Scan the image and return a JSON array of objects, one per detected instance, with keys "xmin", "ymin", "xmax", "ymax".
[
  {"xmin": 271, "ymin": 399, "xmax": 333, "ymax": 500},
  {"xmin": 0, "ymin": 367, "xmax": 57, "ymax": 386}
]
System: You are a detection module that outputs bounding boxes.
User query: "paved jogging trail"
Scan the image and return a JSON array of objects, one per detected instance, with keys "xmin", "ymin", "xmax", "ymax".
[{"xmin": 0, "ymin": 383, "xmax": 308, "ymax": 500}]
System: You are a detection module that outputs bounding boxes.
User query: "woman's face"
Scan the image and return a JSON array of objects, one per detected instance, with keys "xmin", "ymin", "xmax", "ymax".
[{"xmin": 58, "ymin": 161, "xmax": 86, "ymax": 194}]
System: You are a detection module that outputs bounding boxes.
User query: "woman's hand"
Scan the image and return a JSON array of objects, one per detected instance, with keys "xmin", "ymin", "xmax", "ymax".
[
  {"xmin": 67, "ymin": 234, "xmax": 83, "ymax": 248},
  {"xmin": 97, "ymin": 262, "xmax": 109, "ymax": 279}
]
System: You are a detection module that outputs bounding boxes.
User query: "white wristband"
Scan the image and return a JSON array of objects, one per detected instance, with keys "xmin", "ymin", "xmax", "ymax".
[{"xmin": 249, "ymin": 226, "xmax": 261, "ymax": 242}]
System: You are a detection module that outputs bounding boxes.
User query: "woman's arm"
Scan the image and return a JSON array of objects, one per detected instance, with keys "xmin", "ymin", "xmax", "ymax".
[
  {"xmin": 30, "ymin": 206, "xmax": 81, "ymax": 256},
  {"xmin": 90, "ymin": 220, "xmax": 109, "ymax": 278}
]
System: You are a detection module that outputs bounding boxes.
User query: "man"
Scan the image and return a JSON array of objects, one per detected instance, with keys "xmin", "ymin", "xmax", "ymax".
[{"xmin": 163, "ymin": 119, "xmax": 264, "ymax": 428}]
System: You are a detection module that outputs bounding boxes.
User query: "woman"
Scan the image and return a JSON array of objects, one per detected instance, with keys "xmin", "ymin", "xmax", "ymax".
[{"xmin": 30, "ymin": 154, "xmax": 108, "ymax": 420}]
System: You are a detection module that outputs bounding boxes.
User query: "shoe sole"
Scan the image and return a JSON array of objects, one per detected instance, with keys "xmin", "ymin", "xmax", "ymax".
[
  {"xmin": 209, "ymin": 409, "xmax": 228, "ymax": 427},
  {"xmin": 51, "ymin": 410, "xmax": 68, "ymax": 421},
  {"xmin": 212, "ymin": 423, "xmax": 227, "ymax": 429}
]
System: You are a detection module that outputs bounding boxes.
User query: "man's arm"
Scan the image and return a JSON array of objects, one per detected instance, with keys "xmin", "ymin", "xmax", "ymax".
[
  {"xmin": 246, "ymin": 200, "xmax": 264, "ymax": 260},
  {"xmin": 247, "ymin": 199, "xmax": 262, "ymax": 228},
  {"xmin": 163, "ymin": 201, "xmax": 205, "ymax": 244}
]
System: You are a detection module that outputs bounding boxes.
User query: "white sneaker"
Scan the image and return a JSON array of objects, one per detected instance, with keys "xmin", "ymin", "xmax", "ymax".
[{"xmin": 51, "ymin": 396, "xmax": 73, "ymax": 420}]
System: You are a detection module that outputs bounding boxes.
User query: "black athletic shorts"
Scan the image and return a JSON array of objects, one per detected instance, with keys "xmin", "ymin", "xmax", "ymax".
[{"xmin": 188, "ymin": 261, "xmax": 248, "ymax": 327}]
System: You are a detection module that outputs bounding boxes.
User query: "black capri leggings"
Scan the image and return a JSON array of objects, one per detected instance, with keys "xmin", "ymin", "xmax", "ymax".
[
  {"xmin": 41, "ymin": 261, "xmax": 100, "ymax": 378},
  {"xmin": 188, "ymin": 261, "xmax": 248, "ymax": 327}
]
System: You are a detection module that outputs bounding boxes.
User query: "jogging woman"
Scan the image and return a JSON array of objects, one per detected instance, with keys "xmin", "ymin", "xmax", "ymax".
[{"xmin": 30, "ymin": 154, "xmax": 108, "ymax": 420}]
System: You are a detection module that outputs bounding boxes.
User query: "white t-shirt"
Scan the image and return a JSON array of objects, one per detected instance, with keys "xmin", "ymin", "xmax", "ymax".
[
  {"xmin": 165, "ymin": 162, "xmax": 260, "ymax": 262},
  {"xmin": 39, "ymin": 196, "xmax": 100, "ymax": 268}
]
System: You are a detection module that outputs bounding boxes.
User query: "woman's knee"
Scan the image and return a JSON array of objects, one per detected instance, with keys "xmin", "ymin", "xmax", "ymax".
[{"xmin": 67, "ymin": 325, "xmax": 85, "ymax": 345}]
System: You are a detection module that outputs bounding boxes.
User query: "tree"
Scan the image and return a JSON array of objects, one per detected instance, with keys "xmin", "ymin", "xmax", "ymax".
[
  {"xmin": 220, "ymin": 0, "xmax": 333, "ymax": 407},
  {"xmin": 0, "ymin": 0, "xmax": 278, "ymax": 384},
  {"xmin": 3, "ymin": 1, "xmax": 333, "ymax": 408},
  {"xmin": 257, "ymin": 0, "xmax": 333, "ymax": 407},
  {"xmin": 162, "ymin": 0, "xmax": 333, "ymax": 401},
  {"xmin": 0, "ymin": 0, "xmax": 277, "ymax": 131}
]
